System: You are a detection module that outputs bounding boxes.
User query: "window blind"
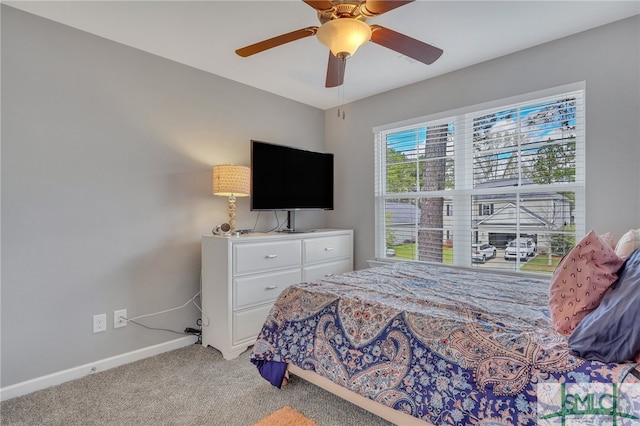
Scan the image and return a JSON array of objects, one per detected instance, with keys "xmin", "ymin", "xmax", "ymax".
[{"xmin": 374, "ymin": 84, "xmax": 585, "ymax": 275}]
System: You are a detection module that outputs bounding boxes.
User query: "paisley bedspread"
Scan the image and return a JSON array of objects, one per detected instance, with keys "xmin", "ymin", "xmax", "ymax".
[{"xmin": 250, "ymin": 262, "xmax": 638, "ymax": 425}]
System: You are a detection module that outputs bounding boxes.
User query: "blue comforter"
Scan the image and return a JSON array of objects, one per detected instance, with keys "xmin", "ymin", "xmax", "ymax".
[{"xmin": 250, "ymin": 262, "xmax": 638, "ymax": 425}]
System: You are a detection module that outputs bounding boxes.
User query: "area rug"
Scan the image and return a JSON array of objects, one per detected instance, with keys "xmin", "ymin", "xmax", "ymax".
[{"xmin": 254, "ymin": 405, "xmax": 318, "ymax": 426}]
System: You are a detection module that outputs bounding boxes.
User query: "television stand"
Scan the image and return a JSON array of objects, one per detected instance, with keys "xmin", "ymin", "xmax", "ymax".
[
  {"xmin": 278, "ymin": 211, "xmax": 317, "ymax": 233},
  {"xmin": 278, "ymin": 229, "xmax": 316, "ymax": 234}
]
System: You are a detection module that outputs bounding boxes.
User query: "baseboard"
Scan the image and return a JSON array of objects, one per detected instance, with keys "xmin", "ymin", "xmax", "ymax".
[{"xmin": 0, "ymin": 335, "xmax": 198, "ymax": 402}]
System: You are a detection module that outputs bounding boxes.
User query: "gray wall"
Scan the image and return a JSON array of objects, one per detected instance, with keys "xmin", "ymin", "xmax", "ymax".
[
  {"xmin": 326, "ymin": 15, "xmax": 640, "ymax": 270},
  {"xmin": 1, "ymin": 6, "xmax": 325, "ymax": 387}
]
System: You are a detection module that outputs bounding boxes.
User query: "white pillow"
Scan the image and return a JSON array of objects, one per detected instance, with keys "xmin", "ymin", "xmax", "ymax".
[{"xmin": 615, "ymin": 228, "xmax": 640, "ymax": 259}]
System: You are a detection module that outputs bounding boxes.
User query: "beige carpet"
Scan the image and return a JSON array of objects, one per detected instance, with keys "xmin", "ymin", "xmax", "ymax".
[
  {"xmin": 0, "ymin": 344, "xmax": 392, "ymax": 426},
  {"xmin": 254, "ymin": 406, "xmax": 318, "ymax": 426}
]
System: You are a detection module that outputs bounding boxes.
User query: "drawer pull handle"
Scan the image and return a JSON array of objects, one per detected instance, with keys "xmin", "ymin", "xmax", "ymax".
[
  {"xmin": 265, "ymin": 285, "xmax": 278, "ymax": 290},
  {"xmin": 324, "ymin": 247, "xmax": 335, "ymax": 251},
  {"xmin": 265, "ymin": 254, "xmax": 278, "ymax": 259}
]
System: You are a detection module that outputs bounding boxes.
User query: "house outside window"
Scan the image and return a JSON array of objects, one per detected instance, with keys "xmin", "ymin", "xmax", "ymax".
[{"xmin": 374, "ymin": 83, "xmax": 585, "ymax": 275}]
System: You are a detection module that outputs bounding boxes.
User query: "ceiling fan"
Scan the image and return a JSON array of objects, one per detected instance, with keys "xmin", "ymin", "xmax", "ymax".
[{"xmin": 235, "ymin": 0, "xmax": 443, "ymax": 88}]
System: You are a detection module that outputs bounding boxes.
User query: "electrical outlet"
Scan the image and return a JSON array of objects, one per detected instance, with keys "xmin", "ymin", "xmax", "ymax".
[
  {"xmin": 114, "ymin": 309, "xmax": 127, "ymax": 328},
  {"xmin": 93, "ymin": 313, "xmax": 107, "ymax": 333}
]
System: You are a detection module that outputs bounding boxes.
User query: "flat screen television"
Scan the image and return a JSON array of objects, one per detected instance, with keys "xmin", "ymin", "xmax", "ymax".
[{"xmin": 251, "ymin": 140, "xmax": 333, "ymax": 231}]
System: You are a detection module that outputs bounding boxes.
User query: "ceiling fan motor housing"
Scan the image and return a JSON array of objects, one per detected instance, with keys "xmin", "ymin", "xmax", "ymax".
[{"xmin": 317, "ymin": 2, "xmax": 365, "ymax": 23}]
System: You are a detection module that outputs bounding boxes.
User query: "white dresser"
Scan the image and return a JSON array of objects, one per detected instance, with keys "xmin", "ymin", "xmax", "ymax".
[{"xmin": 201, "ymin": 229, "xmax": 353, "ymax": 359}]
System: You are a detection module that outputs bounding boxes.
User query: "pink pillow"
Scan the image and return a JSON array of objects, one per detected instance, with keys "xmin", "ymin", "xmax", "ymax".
[
  {"xmin": 636, "ymin": 352, "xmax": 640, "ymax": 363},
  {"xmin": 615, "ymin": 229, "xmax": 640, "ymax": 259},
  {"xmin": 549, "ymin": 230, "xmax": 624, "ymax": 336}
]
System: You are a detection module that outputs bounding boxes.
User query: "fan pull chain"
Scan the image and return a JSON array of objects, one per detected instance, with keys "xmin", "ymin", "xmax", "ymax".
[{"xmin": 337, "ymin": 77, "xmax": 345, "ymax": 120}]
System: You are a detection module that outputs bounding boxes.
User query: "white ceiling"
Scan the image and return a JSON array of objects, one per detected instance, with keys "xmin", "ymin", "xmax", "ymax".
[{"xmin": 5, "ymin": 0, "xmax": 639, "ymax": 110}]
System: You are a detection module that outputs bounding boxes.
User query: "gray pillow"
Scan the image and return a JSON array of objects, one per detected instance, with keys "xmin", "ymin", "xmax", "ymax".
[{"xmin": 568, "ymin": 249, "xmax": 640, "ymax": 363}]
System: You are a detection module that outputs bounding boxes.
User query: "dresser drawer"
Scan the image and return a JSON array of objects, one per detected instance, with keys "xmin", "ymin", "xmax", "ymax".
[
  {"xmin": 304, "ymin": 258, "xmax": 353, "ymax": 282},
  {"xmin": 233, "ymin": 304, "xmax": 273, "ymax": 345},
  {"xmin": 234, "ymin": 240, "xmax": 301, "ymax": 275},
  {"xmin": 303, "ymin": 234, "xmax": 351, "ymax": 264},
  {"xmin": 234, "ymin": 268, "xmax": 302, "ymax": 310}
]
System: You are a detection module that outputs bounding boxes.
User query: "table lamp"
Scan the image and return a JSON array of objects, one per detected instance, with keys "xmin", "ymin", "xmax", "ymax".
[{"xmin": 212, "ymin": 164, "xmax": 250, "ymax": 232}]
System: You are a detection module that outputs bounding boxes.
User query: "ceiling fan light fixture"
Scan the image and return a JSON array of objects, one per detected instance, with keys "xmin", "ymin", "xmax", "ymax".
[{"xmin": 316, "ymin": 18, "xmax": 371, "ymax": 59}]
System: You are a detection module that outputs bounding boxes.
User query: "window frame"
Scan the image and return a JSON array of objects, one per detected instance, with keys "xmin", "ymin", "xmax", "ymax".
[{"xmin": 374, "ymin": 82, "xmax": 586, "ymax": 274}]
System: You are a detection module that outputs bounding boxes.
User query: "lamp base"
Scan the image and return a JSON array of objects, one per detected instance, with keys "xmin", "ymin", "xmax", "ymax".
[{"xmin": 227, "ymin": 195, "xmax": 237, "ymax": 231}]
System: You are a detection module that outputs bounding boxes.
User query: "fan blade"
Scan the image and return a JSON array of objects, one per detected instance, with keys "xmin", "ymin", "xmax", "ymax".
[
  {"xmin": 303, "ymin": 0, "xmax": 334, "ymax": 11},
  {"xmin": 326, "ymin": 52, "xmax": 346, "ymax": 88},
  {"xmin": 370, "ymin": 25, "xmax": 443, "ymax": 65},
  {"xmin": 363, "ymin": 0, "xmax": 413, "ymax": 16},
  {"xmin": 236, "ymin": 27, "xmax": 318, "ymax": 57}
]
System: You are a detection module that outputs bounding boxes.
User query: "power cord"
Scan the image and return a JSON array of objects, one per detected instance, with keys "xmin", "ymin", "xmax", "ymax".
[
  {"xmin": 247, "ymin": 210, "xmax": 283, "ymax": 233},
  {"xmin": 125, "ymin": 291, "xmax": 202, "ymax": 322},
  {"xmin": 265, "ymin": 211, "xmax": 285, "ymax": 233},
  {"xmin": 126, "ymin": 318, "xmax": 189, "ymax": 335},
  {"xmin": 117, "ymin": 290, "xmax": 208, "ymax": 336},
  {"xmin": 184, "ymin": 326, "xmax": 202, "ymax": 344},
  {"xmin": 250, "ymin": 211, "xmax": 290, "ymax": 233}
]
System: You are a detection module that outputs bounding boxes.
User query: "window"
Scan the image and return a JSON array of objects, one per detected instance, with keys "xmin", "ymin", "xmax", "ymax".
[
  {"xmin": 374, "ymin": 83, "xmax": 585, "ymax": 275},
  {"xmin": 479, "ymin": 204, "xmax": 494, "ymax": 216}
]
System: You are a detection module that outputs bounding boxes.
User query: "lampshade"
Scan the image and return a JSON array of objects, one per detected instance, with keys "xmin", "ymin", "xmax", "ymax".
[
  {"xmin": 212, "ymin": 165, "xmax": 250, "ymax": 197},
  {"xmin": 316, "ymin": 18, "xmax": 372, "ymax": 59}
]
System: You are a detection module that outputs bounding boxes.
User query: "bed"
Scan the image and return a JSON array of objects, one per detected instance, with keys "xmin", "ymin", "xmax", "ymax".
[{"xmin": 250, "ymin": 261, "xmax": 640, "ymax": 425}]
